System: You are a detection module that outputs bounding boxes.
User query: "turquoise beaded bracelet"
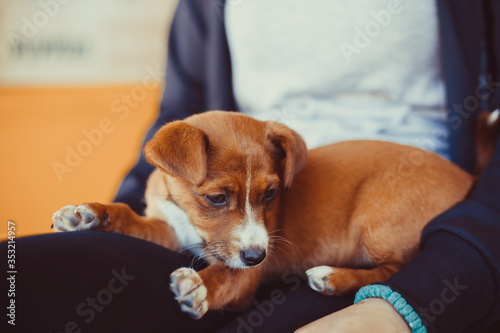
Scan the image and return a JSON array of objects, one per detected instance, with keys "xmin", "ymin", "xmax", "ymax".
[{"xmin": 354, "ymin": 284, "xmax": 427, "ymax": 333}]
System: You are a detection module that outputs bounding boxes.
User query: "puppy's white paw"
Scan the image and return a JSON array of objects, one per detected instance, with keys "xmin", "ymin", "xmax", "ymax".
[
  {"xmin": 170, "ymin": 268, "xmax": 208, "ymax": 319},
  {"xmin": 52, "ymin": 204, "xmax": 103, "ymax": 232},
  {"xmin": 306, "ymin": 265, "xmax": 336, "ymax": 295}
]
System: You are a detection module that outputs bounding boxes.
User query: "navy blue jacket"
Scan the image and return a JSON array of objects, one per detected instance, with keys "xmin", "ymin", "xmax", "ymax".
[{"xmin": 115, "ymin": 1, "xmax": 500, "ymax": 332}]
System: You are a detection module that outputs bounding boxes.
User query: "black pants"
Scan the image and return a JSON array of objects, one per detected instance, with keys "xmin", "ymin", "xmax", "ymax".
[{"xmin": 3, "ymin": 231, "xmax": 353, "ymax": 333}]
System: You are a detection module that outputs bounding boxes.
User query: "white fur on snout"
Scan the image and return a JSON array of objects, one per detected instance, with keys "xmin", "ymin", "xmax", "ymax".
[
  {"xmin": 226, "ymin": 158, "xmax": 269, "ymax": 268},
  {"xmin": 227, "ymin": 218, "xmax": 269, "ymax": 269},
  {"xmin": 236, "ymin": 220, "xmax": 269, "ymax": 251},
  {"xmin": 241, "ymin": 158, "xmax": 269, "ymax": 251}
]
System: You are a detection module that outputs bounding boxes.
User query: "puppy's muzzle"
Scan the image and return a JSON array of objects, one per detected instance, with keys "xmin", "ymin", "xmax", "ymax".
[{"xmin": 240, "ymin": 247, "xmax": 266, "ymax": 266}]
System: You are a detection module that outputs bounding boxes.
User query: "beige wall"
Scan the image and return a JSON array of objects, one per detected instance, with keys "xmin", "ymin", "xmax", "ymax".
[{"xmin": 0, "ymin": 0, "xmax": 178, "ymax": 85}]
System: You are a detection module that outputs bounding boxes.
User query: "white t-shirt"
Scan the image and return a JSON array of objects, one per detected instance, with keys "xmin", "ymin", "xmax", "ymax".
[{"xmin": 225, "ymin": 0, "xmax": 449, "ymax": 158}]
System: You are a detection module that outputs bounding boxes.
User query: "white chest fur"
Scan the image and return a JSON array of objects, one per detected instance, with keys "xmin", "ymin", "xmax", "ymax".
[{"xmin": 158, "ymin": 200, "xmax": 203, "ymax": 254}]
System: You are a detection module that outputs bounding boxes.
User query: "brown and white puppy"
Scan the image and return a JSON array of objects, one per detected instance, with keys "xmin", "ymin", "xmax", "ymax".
[{"xmin": 52, "ymin": 110, "xmax": 500, "ymax": 319}]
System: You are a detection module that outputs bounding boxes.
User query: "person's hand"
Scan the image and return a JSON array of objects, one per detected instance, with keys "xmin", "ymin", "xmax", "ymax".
[{"xmin": 295, "ymin": 298, "xmax": 412, "ymax": 333}]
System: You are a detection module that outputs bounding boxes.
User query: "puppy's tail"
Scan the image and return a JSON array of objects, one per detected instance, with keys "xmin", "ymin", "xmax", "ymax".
[{"xmin": 474, "ymin": 109, "xmax": 500, "ymax": 175}]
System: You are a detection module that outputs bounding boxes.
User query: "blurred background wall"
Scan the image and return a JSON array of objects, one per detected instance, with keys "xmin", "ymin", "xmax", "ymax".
[{"xmin": 0, "ymin": 0, "xmax": 179, "ymax": 239}]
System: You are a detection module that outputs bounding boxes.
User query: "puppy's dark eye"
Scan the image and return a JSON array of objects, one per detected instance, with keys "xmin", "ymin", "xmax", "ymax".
[
  {"xmin": 206, "ymin": 194, "xmax": 227, "ymax": 207},
  {"xmin": 263, "ymin": 188, "xmax": 278, "ymax": 204}
]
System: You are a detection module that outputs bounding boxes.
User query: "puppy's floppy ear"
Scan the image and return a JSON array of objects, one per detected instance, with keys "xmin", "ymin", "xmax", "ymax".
[
  {"xmin": 266, "ymin": 121, "xmax": 308, "ymax": 189},
  {"xmin": 144, "ymin": 121, "xmax": 208, "ymax": 185}
]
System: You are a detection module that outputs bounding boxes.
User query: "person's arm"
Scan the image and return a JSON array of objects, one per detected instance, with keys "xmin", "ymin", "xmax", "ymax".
[
  {"xmin": 113, "ymin": 0, "xmax": 209, "ymax": 214},
  {"xmin": 296, "ymin": 297, "xmax": 412, "ymax": 333}
]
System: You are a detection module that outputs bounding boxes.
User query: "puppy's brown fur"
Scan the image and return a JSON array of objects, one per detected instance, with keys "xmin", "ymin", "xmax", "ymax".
[{"xmin": 53, "ymin": 110, "xmax": 499, "ymax": 318}]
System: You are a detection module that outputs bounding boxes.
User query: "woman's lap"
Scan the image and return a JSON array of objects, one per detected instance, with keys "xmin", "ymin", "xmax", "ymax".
[{"xmin": 3, "ymin": 231, "xmax": 353, "ymax": 333}]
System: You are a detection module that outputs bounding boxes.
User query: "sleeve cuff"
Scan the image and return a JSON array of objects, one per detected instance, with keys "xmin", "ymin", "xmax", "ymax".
[
  {"xmin": 355, "ymin": 285, "xmax": 426, "ymax": 333},
  {"xmin": 379, "ymin": 231, "xmax": 497, "ymax": 333}
]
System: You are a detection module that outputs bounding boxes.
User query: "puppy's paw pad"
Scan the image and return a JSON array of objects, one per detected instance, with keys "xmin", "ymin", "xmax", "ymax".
[
  {"xmin": 170, "ymin": 268, "xmax": 208, "ymax": 319},
  {"xmin": 306, "ymin": 266, "xmax": 337, "ymax": 295},
  {"xmin": 52, "ymin": 204, "xmax": 103, "ymax": 232}
]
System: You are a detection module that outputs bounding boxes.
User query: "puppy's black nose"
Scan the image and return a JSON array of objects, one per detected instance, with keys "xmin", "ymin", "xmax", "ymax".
[{"xmin": 240, "ymin": 248, "xmax": 266, "ymax": 266}]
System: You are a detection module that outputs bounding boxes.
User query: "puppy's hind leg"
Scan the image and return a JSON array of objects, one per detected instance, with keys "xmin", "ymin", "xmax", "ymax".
[
  {"xmin": 52, "ymin": 202, "xmax": 179, "ymax": 249},
  {"xmin": 306, "ymin": 261, "xmax": 403, "ymax": 296},
  {"xmin": 306, "ymin": 210, "xmax": 419, "ymax": 296}
]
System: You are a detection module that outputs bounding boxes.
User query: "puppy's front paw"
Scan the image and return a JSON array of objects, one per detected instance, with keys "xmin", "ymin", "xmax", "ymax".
[
  {"xmin": 306, "ymin": 265, "xmax": 337, "ymax": 295},
  {"xmin": 52, "ymin": 204, "xmax": 106, "ymax": 232},
  {"xmin": 170, "ymin": 268, "xmax": 208, "ymax": 319}
]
